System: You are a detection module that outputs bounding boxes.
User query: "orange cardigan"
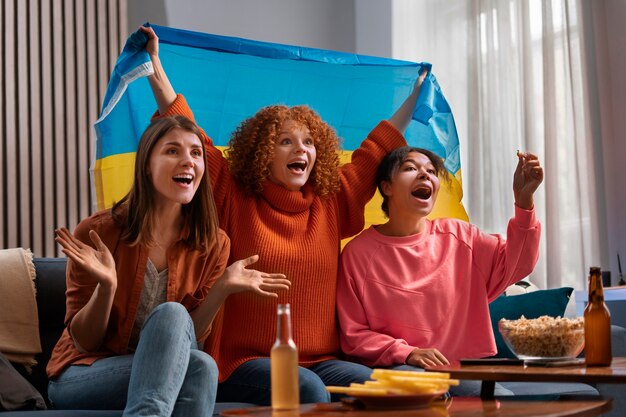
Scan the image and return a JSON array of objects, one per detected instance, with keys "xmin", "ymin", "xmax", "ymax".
[
  {"xmin": 47, "ymin": 208, "xmax": 230, "ymax": 378},
  {"xmin": 159, "ymin": 95, "xmax": 406, "ymax": 381}
]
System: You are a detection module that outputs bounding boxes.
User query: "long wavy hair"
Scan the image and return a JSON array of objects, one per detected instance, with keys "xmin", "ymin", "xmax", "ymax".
[
  {"xmin": 112, "ymin": 115, "xmax": 219, "ymax": 252},
  {"xmin": 226, "ymin": 105, "xmax": 341, "ymax": 197},
  {"xmin": 376, "ymin": 146, "xmax": 450, "ymax": 217}
]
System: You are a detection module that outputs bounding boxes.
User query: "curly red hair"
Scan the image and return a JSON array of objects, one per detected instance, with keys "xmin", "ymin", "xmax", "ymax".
[{"xmin": 226, "ymin": 105, "xmax": 341, "ymax": 197}]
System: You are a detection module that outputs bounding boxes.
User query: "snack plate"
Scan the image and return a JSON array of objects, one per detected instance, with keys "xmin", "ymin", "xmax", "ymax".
[{"xmin": 350, "ymin": 390, "xmax": 447, "ymax": 409}]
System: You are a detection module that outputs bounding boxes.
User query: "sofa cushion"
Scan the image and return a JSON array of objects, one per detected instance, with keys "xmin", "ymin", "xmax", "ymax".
[
  {"xmin": 34, "ymin": 258, "xmax": 67, "ymax": 332},
  {"xmin": 489, "ymin": 287, "xmax": 574, "ymax": 358},
  {"xmin": 24, "ymin": 258, "xmax": 69, "ymax": 403},
  {"xmin": 0, "ymin": 403, "xmax": 253, "ymax": 416},
  {"xmin": 0, "ymin": 352, "xmax": 46, "ymax": 411},
  {"xmin": 0, "ymin": 411, "xmax": 122, "ymax": 416}
]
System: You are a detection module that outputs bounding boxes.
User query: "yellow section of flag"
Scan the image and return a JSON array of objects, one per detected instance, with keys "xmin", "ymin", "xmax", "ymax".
[
  {"xmin": 94, "ymin": 152, "xmax": 136, "ymax": 210},
  {"xmin": 95, "ymin": 148, "xmax": 467, "ymax": 233}
]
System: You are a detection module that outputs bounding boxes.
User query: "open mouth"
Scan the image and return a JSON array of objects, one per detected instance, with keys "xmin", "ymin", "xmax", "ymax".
[
  {"xmin": 287, "ymin": 161, "xmax": 307, "ymax": 173},
  {"xmin": 173, "ymin": 174, "xmax": 194, "ymax": 185},
  {"xmin": 411, "ymin": 186, "xmax": 432, "ymax": 200}
]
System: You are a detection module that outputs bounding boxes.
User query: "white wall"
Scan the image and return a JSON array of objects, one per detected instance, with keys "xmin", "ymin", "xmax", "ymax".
[
  {"xmin": 127, "ymin": 0, "xmax": 168, "ymax": 31},
  {"xmin": 128, "ymin": 0, "xmax": 355, "ymax": 52},
  {"xmin": 354, "ymin": 0, "xmax": 392, "ymax": 56}
]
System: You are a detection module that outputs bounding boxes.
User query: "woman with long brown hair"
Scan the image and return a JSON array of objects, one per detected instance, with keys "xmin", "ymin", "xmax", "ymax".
[{"xmin": 46, "ymin": 115, "xmax": 289, "ymax": 416}]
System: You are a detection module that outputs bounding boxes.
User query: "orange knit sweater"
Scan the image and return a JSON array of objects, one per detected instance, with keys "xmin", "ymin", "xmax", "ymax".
[{"xmin": 159, "ymin": 95, "xmax": 406, "ymax": 381}]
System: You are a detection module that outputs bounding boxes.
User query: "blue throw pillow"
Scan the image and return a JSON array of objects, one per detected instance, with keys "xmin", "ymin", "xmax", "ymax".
[{"xmin": 488, "ymin": 287, "xmax": 574, "ymax": 358}]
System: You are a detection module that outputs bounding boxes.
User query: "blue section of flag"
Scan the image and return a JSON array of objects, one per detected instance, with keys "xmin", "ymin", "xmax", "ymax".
[{"xmin": 95, "ymin": 24, "xmax": 460, "ymax": 174}]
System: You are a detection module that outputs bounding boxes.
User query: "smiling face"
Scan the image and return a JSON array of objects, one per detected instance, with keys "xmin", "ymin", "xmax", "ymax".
[
  {"xmin": 381, "ymin": 152, "xmax": 440, "ymax": 219},
  {"xmin": 268, "ymin": 119, "xmax": 317, "ymax": 191},
  {"xmin": 148, "ymin": 127, "xmax": 205, "ymax": 207}
]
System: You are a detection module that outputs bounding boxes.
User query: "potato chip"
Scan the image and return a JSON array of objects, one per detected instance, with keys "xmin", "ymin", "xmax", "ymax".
[
  {"xmin": 326, "ymin": 367, "xmax": 457, "ymax": 397},
  {"xmin": 325, "ymin": 385, "xmax": 388, "ymax": 396}
]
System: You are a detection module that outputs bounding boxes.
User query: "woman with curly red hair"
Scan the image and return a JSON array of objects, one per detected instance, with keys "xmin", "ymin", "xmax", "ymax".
[
  {"xmin": 226, "ymin": 105, "xmax": 342, "ymax": 198},
  {"xmin": 140, "ymin": 25, "xmax": 427, "ymax": 405}
]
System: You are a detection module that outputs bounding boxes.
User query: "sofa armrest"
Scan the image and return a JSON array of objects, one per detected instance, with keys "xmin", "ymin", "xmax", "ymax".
[{"xmin": 611, "ymin": 325, "xmax": 626, "ymax": 356}]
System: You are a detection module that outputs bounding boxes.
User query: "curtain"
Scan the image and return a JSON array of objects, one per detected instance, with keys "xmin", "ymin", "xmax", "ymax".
[{"xmin": 393, "ymin": 0, "xmax": 603, "ymax": 290}]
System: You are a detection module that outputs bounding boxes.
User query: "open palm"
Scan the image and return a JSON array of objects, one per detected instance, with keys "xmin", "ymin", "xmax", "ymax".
[
  {"xmin": 55, "ymin": 227, "xmax": 117, "ymax": 288},
  {"xmin": 222, "ymin": 255, "xmax": 290, "ymax": 298}
]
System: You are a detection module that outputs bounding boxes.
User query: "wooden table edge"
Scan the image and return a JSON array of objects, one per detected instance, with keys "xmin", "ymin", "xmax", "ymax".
[
  {"xmin": 426, "ymin": 357, "xmax": 626, "ymax": 398},
  {"xmin": 219, "ymin": 397, "xmax": 613, "ymax": 417}
]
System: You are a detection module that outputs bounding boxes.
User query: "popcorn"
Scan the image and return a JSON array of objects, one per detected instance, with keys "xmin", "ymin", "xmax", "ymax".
[{"xmin": 498, "ymin": 315, "xmax": 585, "ymax": 358}]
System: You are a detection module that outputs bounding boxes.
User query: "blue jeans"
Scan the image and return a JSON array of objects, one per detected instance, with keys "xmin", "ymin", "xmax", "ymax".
[
  {"xmin": 48, "ymin": 302, "xmax": 218, "ymax": 416},
  {"xmin": 216, "ymin": 358, "xmax": 372, "ymax": 405},
  {"xmin": 392, "ymin": 364, "xmax": 514, "ymax": 396}
]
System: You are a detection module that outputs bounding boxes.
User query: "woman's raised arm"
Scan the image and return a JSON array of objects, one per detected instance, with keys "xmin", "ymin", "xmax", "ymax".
[
  {"xmin": 140, "ymin": 25, "xmax": 177, "ymax": 115},
  {"xmin": 387, "ymin": 69, "xmax": 428, "ymax": 134},
  {"xmin": 55, "ymin": 227, "xmax": 117, "ymax": 352}
]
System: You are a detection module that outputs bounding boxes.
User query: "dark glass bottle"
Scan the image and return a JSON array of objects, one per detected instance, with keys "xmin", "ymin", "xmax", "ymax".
[
  {"xmin": 271, "ymin": 304, "xmax": 299, "ymax": 409},
  {"xmin": 584, "ymin": 267, "xmax": 612, "ymax": 366}
]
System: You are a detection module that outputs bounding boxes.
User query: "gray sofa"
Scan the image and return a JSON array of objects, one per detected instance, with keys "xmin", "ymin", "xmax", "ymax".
[
  {"xmin": 2, "ymin": 258, "xmax": 625, "ymax": 415},
  {"xmin": 2, "ymin": 258, "xmax": 251, "ymax": 417}
]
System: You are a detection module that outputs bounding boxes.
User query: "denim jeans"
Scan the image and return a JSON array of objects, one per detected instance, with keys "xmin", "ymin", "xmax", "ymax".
[
  {"xmin": 391, "ymin": 364, "xmax": 514, "ymax": 396},
  {"xmin": 48, "ymin": 302, "xmax": 219, "ymax": 416},
  {"xmin": 216, "ymin": 358, "xmax": 372, "ymax": 405}
]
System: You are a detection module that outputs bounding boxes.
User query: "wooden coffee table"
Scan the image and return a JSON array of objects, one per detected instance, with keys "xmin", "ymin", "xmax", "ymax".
[
  {"xmin": 220, "ymin": 396, "xmax": 612, "ymax": 417},
  {"xmin": 427, "ymin": 356, "xmax": 626, "ymax": 398}
]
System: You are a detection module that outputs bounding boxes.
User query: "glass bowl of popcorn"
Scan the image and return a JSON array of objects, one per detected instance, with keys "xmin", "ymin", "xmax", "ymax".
[{"xmin": 498, "ymin": 315, "xmax": 585, "ymax": 360}]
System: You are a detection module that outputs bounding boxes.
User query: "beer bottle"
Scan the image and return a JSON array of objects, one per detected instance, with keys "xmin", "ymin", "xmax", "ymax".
[
  {"xmin": 271, "ymin": 304, "xmax": 300, "ymax": 409},
  {"xmin": 584, "ymin": 266, "xmax": 612, "ymax": 366}
]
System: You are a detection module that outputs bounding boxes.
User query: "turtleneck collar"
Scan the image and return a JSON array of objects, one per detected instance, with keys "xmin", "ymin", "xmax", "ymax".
[{"xmin": 260, "ymin": 180, "xmax": 315, "ymax": 213}]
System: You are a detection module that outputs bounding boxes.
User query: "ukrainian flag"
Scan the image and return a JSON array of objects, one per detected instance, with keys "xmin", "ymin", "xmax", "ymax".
[{"xmin": 94, "ymin": 24, "xmax": 467, "ymax": 229}]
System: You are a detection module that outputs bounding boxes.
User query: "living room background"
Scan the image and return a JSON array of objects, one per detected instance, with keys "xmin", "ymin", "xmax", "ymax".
[{"xmin": 1, "ymin": 0, "xmax": 624, "ymax": 291}]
